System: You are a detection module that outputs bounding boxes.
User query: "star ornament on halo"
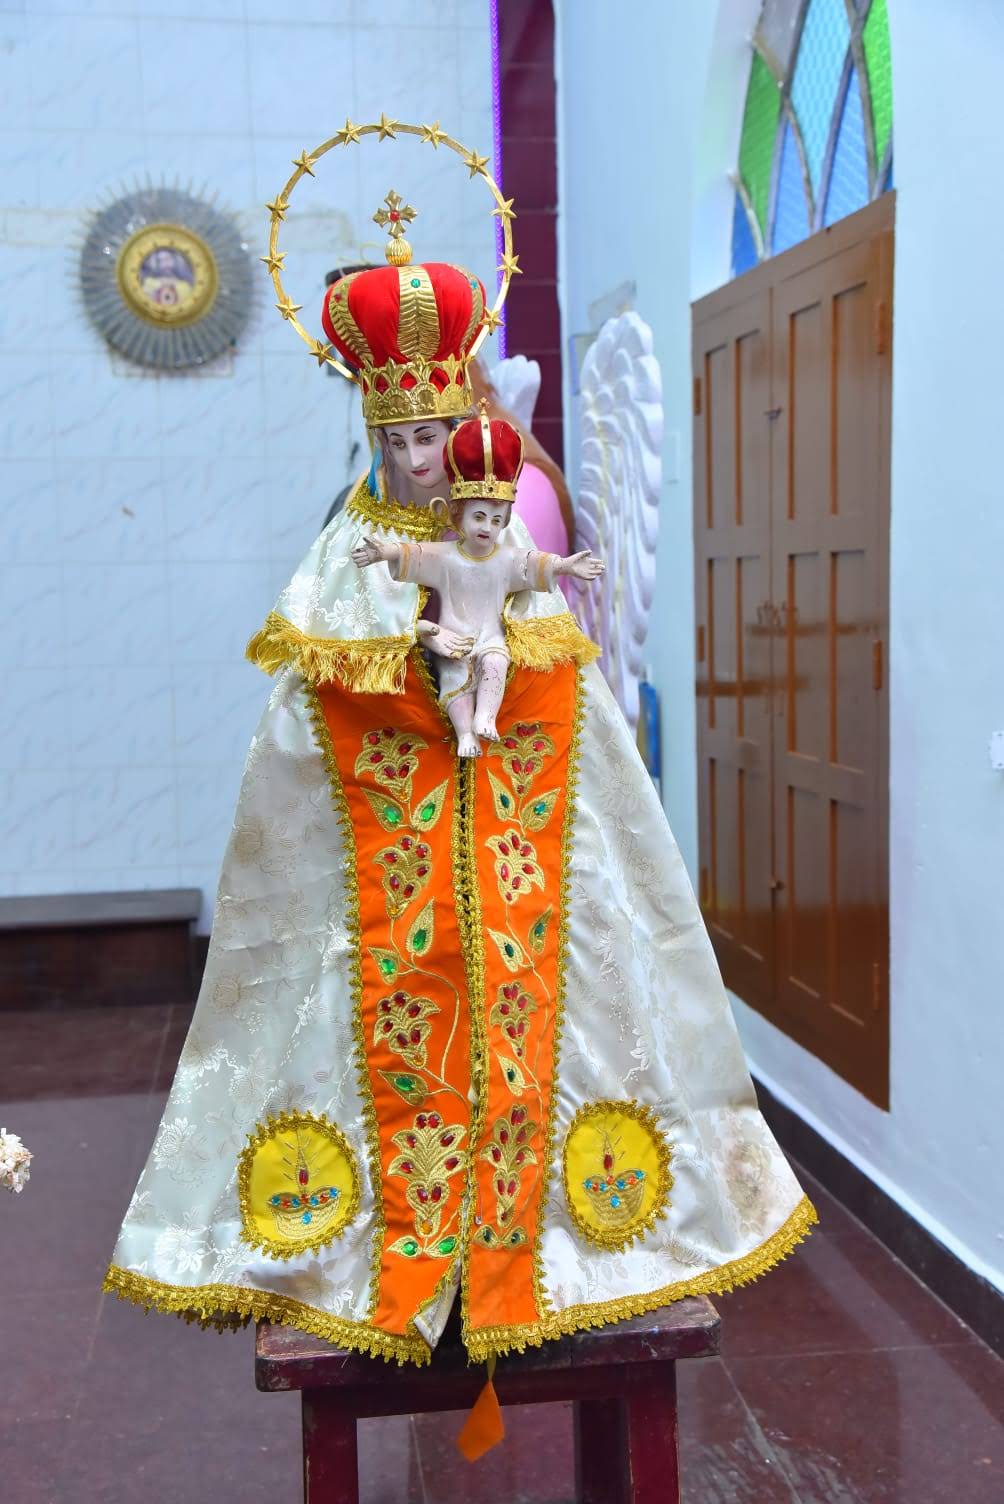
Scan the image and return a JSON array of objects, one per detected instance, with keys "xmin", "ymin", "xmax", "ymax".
[
  {"xmin": 336, "ymin": 118, "xmax": 363, "ymax": 146},
  {"xmin": 420, "ymin": 121, "xmax": 447, "ymax": 148},
  {"xmin": 376, "ymin": 113, "xmax": 400, "ymax": 141},
  {"xmin": 498, "ymin": 251, "xmax": 523, "ymax": 278},
  {"xmin": 310, "ymin": 339, "xmax": 334, "ymax": 367},
  {"xmin": 482, "ymin": 307, "xmax": 503, "ymax": 333},
  {"xmin": 463, "ymin": 149, "xmax": 489, "ymax": 179},
  {"xmin": 260, "ymin": 250, "xmax": 285, "ymax": 275},
  {"xmin": 291, "ymin": 149, "xmax": 317, "ymax": 177},
  {"xmin": 276, "ymin": 295, "xmax": 303, "ymax": 321},
  {"xmin": 266, "ymin": 197, "xmax": 288, "ymax": 222},
  {"xmin": 492, "ymin": 197, "xmax": 517, "ymax": 223}
]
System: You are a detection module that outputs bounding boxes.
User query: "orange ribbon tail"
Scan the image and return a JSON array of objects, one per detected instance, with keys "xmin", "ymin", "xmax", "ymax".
[{"xmin": 456, "ymin": 1357, "xmax": 505, "ymax": 1462}]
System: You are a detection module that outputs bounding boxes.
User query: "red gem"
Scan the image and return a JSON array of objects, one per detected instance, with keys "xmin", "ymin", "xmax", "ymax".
[
  {"xmin": 512, "ymin": 758, "xmax": 523, "ymax": 773},
  {"xmin": 298, "ymin": 1169, "xmax": 308, "ymax": 1185},
  {"xmin": 431, "ymin": 1184, "xmax": 442, "ymax": 1201},
  {"xmin": 491, "ymin": 1147, "xmax": 501, "ymax": 1163},
  {"xmin": 522, "ymin": 863, "xmax": 534, "ymax": 875},
  {"xmin": 393, "ymin": 991, "xmax": 407, "ymax": 1004},
  {"xmin": 369, "ymin": 751, "xmax": 382, "ymax": 763},
  {"xmin": 389, "ymin": 875, "xmax": 400, "ymax": 889},
  {"xmin": 389, "ymin": 210, "xmax": 400, "ymax": 221},
  {"xmin": 445, "ymin": 1155, "xmax": 459, "ymax": 1171},
  {"xmin": 512, "ymin": 876, "xmax": 522, "ymax": 888},
  {"xmin": 441, "ymin": 1132, "xmax": 455, "ymax": 1146},
  {"xmin": 429, "ymin": 1113, "xmax": 441, "ymax": 1127},
  {"xmin": 401, "ymin": 1160, "xmax": 412, "ymax": 1174},
  {"xmin": 403, "ymin": 884, "xmax": 415, "ymax": 899},
  {"xmin": 603, "ymin": 1153, "xmax": 614, "ymax": 1171},
  {"xmin": 417, "ymin": 1115, "xmax": 427, "ymax": 1129},
  {"xmin": 415, "ymin": 866, "xmax": 428, "ymax": 878},
  {"xmin": 417, "ymin": 1187, "xmax": 429, "ymax": 1203},
  {"xmin": 401, "ymin": 836, "xmax": 413, "ymax": 850}
]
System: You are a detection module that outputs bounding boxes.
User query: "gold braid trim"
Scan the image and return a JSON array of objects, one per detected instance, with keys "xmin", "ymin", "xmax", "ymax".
[
  {"xmin": 101, "ymin": 1265, "xmax": 431, "ymax": 1366},
  {"xmin": 467, "ymin": 1193, "xmax": 819, "ymax": 1363},
  {"xmin": 347, "ymin": 476, "xmax": 449, "ymax": 542},
  {"xmin": 247, "ymin": 612, "xmax": 412, "ymax": 694},
  {"xmin": 305, "ymin": 684, "xmax": 388, "ymax": 1322},
  {"xmin": 531, "ymin": 666, "xmax": 585, "ymax": 1317},
  {"xmin": 505, "ymin": 612, "xmax": 601, "ymax": 672}
]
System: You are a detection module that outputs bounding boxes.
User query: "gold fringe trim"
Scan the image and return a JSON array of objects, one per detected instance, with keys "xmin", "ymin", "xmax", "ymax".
[
  {"xmin": 466, "ymin": 1194, "xmax": 819, "ymax": 1363},
  {"xmin": 247, "ymin": 612, "xmax": 412, "ymax": 694},
  {"xmin": 505, "ymin": 613, "xmax": 600, "ymax": 672},
  {"xmin": 101, "ymin": 1265, "xmax": 431, "ymax": 1366}
]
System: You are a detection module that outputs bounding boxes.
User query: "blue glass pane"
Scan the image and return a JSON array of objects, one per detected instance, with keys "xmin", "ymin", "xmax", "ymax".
[
  {"xmin": 884, "ymin": 154, "xmax": 894, "ymax": 191},
  {"xmin": 772, "ymin": 120, "xmax": 810, "ymax": 254},
  {"xmin": 731, "ymin": 191, "xmax": 759, "ymax": 277},
  {"xmin": 790, "ymin": 0, "xmax": 851, "ymax": 193},
  {"xmin": 823, "ymin": 64, "xmax": 869, "ymax": 226}
]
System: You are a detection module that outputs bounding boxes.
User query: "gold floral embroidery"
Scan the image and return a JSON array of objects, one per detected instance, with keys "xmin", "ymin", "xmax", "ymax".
[
  {"xmin": 353, "ymin": 717, "xmax": 471, "ymax": 1262},
  {"xmin": 354, "ymin": 727, "xmax": 428, "ymax": 801},
  {"xmin": 374, "ymin": 833, "xmax": 434, "ymax": 916},
  {"xmin": 488, "ymin": 982, "xmax": 538, "ymax": 1058},
  {"xmin": 485, "ymin": 828, "xmax": 545, "ymax": 904},
  {"xmin": 480, "ymin": 1104, "xmax": 538, "ymax": 1230},
  {"xmin": 388, "ymin": 1110, "xmax": 467, "ymax": 1256},
  {"xmin": 372, "ymin": 988, "xmax": 441, "ymax": 1068},
  {"xmin": 488, "ymin": 722, "xmax": 556, "ymax": 799}
]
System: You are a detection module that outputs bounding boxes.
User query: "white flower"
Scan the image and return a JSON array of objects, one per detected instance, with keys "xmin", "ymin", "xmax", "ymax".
[
  {"xmin": 0, "ymin": 1129, "xmax": 32, "ymax": 1194},
  {"xmin": 229, "ymin": 1048, "xmax": 269, "ymax": 1109},
  {"xmin": 153, "ymin": 1214, "xmax": 210, "ymax": 1278}
]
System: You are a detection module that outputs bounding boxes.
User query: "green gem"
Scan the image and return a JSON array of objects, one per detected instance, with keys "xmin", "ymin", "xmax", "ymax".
[
  {"xmin": 394, "ymin": 1075, "xmax": 415, "ymax": 1090},
  {"xmin": 402, "ymin": 1239, "xmax": 419, "ymax": 1257},
  {"xmin": 437, "ymin": 1236, "xmax": 458, "ymax": 1255},
  {"xmin": 533, "ymin": 801, "xmax": 546, "ymax": 814},
  {"xmin": 385, "ymin": 805, "xmax": 401, "ymax": 824},
  {"xmin": 501, "ymin": 794, "xmax": 511, "ymax": 808},
  {"xmin": 506, "ymin": 1067, "xmax": 516, "ymax": 1083},
  {"xmin": 413, "ymin": 929, "xmax": 427, "ymax": 950},
  {"xmin": 504, "ymin": 943, "xmax": 514, "ymax": 958},
  {"xmin": 380, "ymin": 958, "xmax": 396, "ymax": 976},
  {"xmin": 419, "ymin": 802, "xmax": 435, "ymax": 821}
]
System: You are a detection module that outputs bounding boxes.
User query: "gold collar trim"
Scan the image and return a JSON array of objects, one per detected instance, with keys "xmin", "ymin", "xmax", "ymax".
[{"xmin": 346, "ymin": 472, "xmax": 447, "ymax": 542}]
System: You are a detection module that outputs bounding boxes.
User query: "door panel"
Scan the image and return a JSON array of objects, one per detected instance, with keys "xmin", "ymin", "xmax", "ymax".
[{"xmin": 692, "ymin": 195, "xmax": 892, "ymax": 1107}]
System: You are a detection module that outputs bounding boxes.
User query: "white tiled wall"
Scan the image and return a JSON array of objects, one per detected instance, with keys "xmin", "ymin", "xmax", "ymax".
[{"xmin": 0, "ymin": 0, "xmax": 496, "ymax": 928}]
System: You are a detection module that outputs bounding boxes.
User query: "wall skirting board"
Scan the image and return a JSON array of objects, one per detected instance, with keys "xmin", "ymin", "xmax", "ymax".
[{"xmin": 754, "ymin": 1076, "xmax": 1003, "ymax": 1359}]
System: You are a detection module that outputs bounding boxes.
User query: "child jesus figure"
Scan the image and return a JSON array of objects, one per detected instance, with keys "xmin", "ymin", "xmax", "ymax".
[{"xmin": 351, "ymin": 412, "xmax": 604, "ymax": 757}]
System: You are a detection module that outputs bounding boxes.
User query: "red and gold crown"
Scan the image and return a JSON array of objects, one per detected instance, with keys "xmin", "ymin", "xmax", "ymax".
[
  {"xmin": 445, "ymin": 404, "xmax": 525, "ymax": 503},
  {"xmin": 318, "ymin": 192, "xmax": 483, "ymax": 425}
]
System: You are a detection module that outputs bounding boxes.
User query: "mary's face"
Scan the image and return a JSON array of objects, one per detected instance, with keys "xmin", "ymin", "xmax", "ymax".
[{"xmin": 381, "ymin": 421, "xmax": 450, "ymax": 487}]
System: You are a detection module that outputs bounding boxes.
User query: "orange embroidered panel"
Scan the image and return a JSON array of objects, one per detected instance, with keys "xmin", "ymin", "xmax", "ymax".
[
  {"xmin": 316, "ymin": 665, "xmax": 472, "ymax": 1337},
  {"xmin": 465, "ymin": 663, "xmax": 578, "ymax": 1337}
]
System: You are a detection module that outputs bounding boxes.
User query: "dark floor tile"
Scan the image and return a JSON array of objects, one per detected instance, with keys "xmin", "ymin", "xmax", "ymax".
[
  {"xmin": 358, "ymin": 1416, "xmax": 425, "ymax": 1504},
  {"xmin": 678, "ymin": 1356, "xmax": 799, "ymax": 1503},
  {"xmin": 0, "ymin": 1004, "xmax": 175, "ymax": 1100},
  {"xmin": 3, "ymin": 1093, "xmax": 164, "ymax": 1296},
  {"xmin": 412, "ymin": 1399, "xmax": 575, "ymax": 1502},
  {"xmin": 797, "ymin": 1167, "xmax": 870, "ymax": 1242},
  {"xmin": 0, "ymin": 1417, "xmax": 76, "ymax": 1504},
  {"xmin": 717, "ymin": 1223, "xmax": 976, "ymax": 1359},
  {"xmin": 4, "ymin": 1289, "xmax": 100, "ymax": 1424},
  {"xmin": 729, "ymin": 1343, "xmax": 1004, "ymax": 1503}
]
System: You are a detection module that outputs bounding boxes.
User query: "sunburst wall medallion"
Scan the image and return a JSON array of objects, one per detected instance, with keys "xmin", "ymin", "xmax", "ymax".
[{"xmin": 78, "ymin": 184, "xmax": 253, "ymax": 369}]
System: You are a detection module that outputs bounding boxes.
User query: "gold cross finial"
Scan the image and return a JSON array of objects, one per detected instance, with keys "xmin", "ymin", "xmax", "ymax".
[{"xmin": 373, "ymin": 189, "xmax": 418, "ymax": 266}]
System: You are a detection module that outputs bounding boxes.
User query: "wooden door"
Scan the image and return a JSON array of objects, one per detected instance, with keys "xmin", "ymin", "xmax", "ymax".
[
  {"xmin": 692, "ymin": 196, "xmax": 892, "ymax": 1107},
  {"xmin": 693, "ymin": 290, "xmax": 776, "ymax": 1014}
]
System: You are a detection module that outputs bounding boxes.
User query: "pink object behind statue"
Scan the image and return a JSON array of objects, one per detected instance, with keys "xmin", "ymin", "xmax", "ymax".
[{"xmin": 513, "ymin": 462, "xmax": 572, "ymax": 600}]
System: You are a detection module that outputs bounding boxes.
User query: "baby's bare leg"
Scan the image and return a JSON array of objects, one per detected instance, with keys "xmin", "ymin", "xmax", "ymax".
[
  {"xmin": 472, "ymin": 651, "xmax": 509, "ymax": 742},
  {"xmin": 447, "ymin": 691, "xmax": 480, "ymax": 758}
]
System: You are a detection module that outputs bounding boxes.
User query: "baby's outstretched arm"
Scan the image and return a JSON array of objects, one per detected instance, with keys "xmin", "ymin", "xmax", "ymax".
[
  {"xmin": 351, "ymin": 535, "xmax": 400, "ymax": 569},
  {"xmin": 555, "ymin": 549, "xmax": 605, "ymax": 582}
]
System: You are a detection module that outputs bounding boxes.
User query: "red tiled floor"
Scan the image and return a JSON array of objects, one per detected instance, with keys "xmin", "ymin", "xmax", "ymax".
[{"xmin": 2, "ymin": 1002, "xmax": 1002, "ymax": 1502}]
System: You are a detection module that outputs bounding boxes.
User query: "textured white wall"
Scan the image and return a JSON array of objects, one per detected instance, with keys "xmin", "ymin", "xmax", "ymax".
[
  {"xmin": 556, "ymin": 0, "xmax": 1004, "ymax": 1287},
  {"xmin": 0, "ymin": 0, "xmax": 496, "ymax": 929}
]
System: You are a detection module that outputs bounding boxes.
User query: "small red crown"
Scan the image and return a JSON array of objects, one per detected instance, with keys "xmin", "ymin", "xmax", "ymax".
[{"xmin": 445, "ymin": 407, "xmax": 525, "ymax": 503}]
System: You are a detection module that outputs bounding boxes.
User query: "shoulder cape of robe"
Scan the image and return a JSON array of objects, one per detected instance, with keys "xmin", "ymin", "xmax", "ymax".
[{"xmin": 104, "ymin": 474, "xmax": 815, "ymax": 1365}]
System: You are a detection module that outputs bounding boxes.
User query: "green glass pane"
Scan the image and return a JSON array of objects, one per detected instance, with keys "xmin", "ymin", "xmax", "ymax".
[
  {"xmin": 862, "ymin": 0, "xmax": 893, "ymax": 168},
  {"xmin": 739, "ymin": 51, "xmax": 782, "ymax": 240}
]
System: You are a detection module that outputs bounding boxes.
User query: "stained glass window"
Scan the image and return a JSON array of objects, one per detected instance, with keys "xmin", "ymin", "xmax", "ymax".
[{"xmin": 731, "ymin": 0, "xmax": 893, "ymax": 278}]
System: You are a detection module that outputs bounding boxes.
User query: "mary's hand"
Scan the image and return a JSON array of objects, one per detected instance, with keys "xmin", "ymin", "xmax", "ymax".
[{"xmin": 351, "ymin": 536, "xmax": 383, "ymax": 568}]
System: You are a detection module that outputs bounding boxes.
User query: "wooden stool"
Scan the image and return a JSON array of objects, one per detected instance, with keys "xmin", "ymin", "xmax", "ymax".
[{"xmin": 255, "ymin": 1296, "xmax": 720, "ymax": 1503}]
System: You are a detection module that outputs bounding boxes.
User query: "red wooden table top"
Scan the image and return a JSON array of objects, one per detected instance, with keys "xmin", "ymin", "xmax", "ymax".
[{"xmin": 256, "ymin": 1297, "xmax": 720, "ymax": 1395}]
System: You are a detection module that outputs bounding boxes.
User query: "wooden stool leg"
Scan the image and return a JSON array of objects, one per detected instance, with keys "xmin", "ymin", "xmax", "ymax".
[
  {"xmin": 624, "ymin": 1365, "xmax": 679, "ymax": 1502},
  {"xmin": 575, "ymin": 1396, "xmax": 629, "ymax": 1504},
  {"xmin": 301, "ymin": 1390, "xmax": 359, "ymax": 1504}
]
